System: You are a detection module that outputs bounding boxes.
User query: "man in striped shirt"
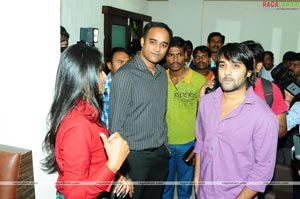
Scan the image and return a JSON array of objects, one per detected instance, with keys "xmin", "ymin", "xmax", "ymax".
[{"xmin": 109, "ymin": 22, "xmax": 173, "ymax": 199}]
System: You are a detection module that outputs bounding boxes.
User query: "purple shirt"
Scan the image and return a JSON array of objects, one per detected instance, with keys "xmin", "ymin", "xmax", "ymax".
[{"xmin": 194, "ymin": 87, "xmax": 278, "ymax": 199}]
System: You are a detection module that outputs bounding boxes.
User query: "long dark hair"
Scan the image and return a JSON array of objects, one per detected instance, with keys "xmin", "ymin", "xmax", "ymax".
[{"xmin": 42, "ymin": 42, "xmax": 103, "ymax": 173}]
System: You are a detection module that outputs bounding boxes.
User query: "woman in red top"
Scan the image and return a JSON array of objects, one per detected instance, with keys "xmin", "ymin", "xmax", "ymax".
[{"xmin": 42, "ymin": 42, "xmax": 130, "ymax": 199}]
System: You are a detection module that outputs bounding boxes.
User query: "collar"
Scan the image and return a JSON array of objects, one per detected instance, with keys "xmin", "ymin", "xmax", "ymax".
[
  {"xmin": 74, "ymin": 99, "xmax": 99, "ymax": 122},
  {"xmin": 167, "ymin": 66, "xmax": 192, "ymax": 84},
  {"xmin": 214, "ymin": 86, "xmax": 255, "ymax": 105},
  {"xmin": 105, "ymin": 72, "xmax": 112, "ymax": 82},
  {"xmin": 133, "ymin": 51, "xmax": 163, "ymax": 75},
  {"xmin": 205, "ymin": 70, "xmax": 214, "ymax": 80}
]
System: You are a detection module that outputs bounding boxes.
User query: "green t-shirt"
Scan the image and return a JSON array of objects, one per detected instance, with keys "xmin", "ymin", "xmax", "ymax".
[{"xmin": 167, "ymin": 68, "xmax": 206, "ymax": 144}]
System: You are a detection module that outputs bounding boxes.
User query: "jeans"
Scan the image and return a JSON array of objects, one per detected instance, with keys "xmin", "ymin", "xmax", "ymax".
[
  {"xmin": 162, "ymin": 141, "xmax": 195, "ymax": 199},
  {"xmin": 56, "ymin": 191, "xmax": 64, "ymax": 199}
]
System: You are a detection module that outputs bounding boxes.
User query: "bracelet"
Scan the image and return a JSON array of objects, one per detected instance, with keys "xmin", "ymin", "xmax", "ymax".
[{"xmin": 285, "ymin": 99, "xmax": 291, "ymax": 103}]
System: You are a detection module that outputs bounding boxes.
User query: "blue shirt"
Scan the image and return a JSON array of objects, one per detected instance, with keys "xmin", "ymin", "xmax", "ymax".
[
  {"xmin": 101, "ymin": 72, "xmax": 111, "ymax": 128},
  {"xmin": 287, "ymin": 101, "xmax": 300, "ymax": 131},
  {"xmin": 194, "ymin": 87, "xmax": 278, "ymax": 198}
]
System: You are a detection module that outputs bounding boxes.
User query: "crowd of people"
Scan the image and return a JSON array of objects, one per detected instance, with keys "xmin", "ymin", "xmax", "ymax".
[{"xmin": 42, "ymin": 23, "xmax": 300, "ymax": 199}]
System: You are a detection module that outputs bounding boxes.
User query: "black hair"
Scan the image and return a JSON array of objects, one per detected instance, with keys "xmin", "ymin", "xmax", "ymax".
[
  {"xmin": 264, "ymin": 51, "xmax": 274, "ymax": 59},
  {"xmin": 193, "ymin": 45, "xmax": 211, "ymax": 58},
  {"xmin": 282, "ymin": 51, "xmax": 296, "ymax": 62},
  {"xmin": 216, "ymin": 43, "xmax": 255, "ymax": 86},
  {"xmin": 106, "ymin": 47, "xmax": 130, "ymax": 63},
  {"xmin": 241, "ymin": 40, "xmax": 255, "ymax": 46},
  {"xmin": 290, "ymin": 52, "xmax": 300, "ymax": 62},
  {"xmin": 142, "ymin": 22, "xmax": 173, "ymax": 40},
  {"xmin": 42, "ymin": 42, "xmax": 103, "ymax": 173},
  {"xmin": 185, "ymin": 40, "xmax": 193, "ymax": 50},
  {"xmin": 169, "ymin": 36, "xmax": 187, "ymax": 50},
  {"xmin": 60, "ymin": 26, "xmax": 69, "ymax": 40},
  {"xmin": 242, "ymin": 41, "xmax": 265, "ymax": 64},
  {"xmin": 207, "ymin": 32, "xmax": 225, "ymax": 44}
]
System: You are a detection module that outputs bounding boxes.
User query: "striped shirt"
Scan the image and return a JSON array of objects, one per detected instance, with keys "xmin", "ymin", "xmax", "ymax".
[{"xmin": 109, "ymin": 52, "xmax": 168, "ymax": 150}]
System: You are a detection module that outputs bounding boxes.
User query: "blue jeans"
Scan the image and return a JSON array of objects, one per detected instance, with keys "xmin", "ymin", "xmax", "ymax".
[
  {"xmin": 162, "ymin": 141, "xmax": 195, "ymax": 199},
  {"xmin": 56, "ymin": 191, "xmax": 64, "ymax": 199}
]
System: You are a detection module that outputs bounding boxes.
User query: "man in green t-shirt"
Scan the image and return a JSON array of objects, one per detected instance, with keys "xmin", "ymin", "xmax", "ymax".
[{"xmin": 162, "ymin": 36, "xmax": 206, "ymax": 199}]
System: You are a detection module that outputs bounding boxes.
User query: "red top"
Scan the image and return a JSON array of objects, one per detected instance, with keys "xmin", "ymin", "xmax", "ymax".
[
  {"xmin": 253, "ymin": 77, "xmax": 288, "ymax": 114},
  {"xmin": 55, "ymin": 100, "xmax": 115, "ymax": 199}
]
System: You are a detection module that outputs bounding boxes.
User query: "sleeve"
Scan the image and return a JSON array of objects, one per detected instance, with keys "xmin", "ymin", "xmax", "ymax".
[
  {"xmin": 109, "ymin": 70, "xmax": 132, "ymax": 134},
  {"xmin": 59, "ymin": 125, "xmax": 115, "ymax": 199},
  {"xmin": 246, "ymin": 112, "xmax": 279, "ymax": 193},
  {"xmin": 271, "ymin": 83, "xmax": 288, "ymax": 114},
  {"xmin": 194, "ymin": 99, "xmax": 204, "ymax": 154},
  {"xmin": 164, "ymin": 76, "xmax": 169, "ymax": 147},
  {"xmin": 287, "ymin": 102, "xmax": 300, "ymax": 131}
]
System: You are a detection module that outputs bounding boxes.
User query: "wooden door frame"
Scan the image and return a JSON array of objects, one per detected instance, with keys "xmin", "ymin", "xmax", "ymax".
[{"xmin": 102, "ymin": 6, "xmax": 152, "ymax": 62}]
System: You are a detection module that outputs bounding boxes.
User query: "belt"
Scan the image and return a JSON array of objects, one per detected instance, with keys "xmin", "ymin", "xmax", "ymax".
[
  {"xmin": 142, "ymin": 147, "xmax": 160, "ymax": 152},
  {"xmin": 134, "ymin": 145, "xmax": 163, "ymax": 152}
]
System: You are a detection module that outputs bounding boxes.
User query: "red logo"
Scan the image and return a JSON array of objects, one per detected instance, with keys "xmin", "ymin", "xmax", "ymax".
[{"xmin": 263, "ymin": 1, "xmax": 279, "ymax": 7}]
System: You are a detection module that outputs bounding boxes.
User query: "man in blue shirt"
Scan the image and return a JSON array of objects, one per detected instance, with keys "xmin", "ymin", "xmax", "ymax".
[{"xmin": 101, "ymin": 47, "xmax": 130, "ymax": 128}]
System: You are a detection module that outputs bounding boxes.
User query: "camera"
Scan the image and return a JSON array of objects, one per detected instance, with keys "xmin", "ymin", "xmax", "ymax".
[
  {"xmin": 205, "ymin": 67, "xmax": 220, "ymax": 94},
  {"xmin": 182, "ymin": 146, "xmax": 195, "ymax": 166},
  {"xmin": 79, "ymin": 27, "xmax": 99, "ymax": 46},
  {"xmin": 271, "ymin": 62, "xmax": 300, "ymax": 97}
]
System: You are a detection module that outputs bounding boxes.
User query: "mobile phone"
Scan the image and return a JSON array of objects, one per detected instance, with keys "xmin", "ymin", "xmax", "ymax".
[{"xmin": 182, "ymin": 146, "xmax": 195, "ymax": 166}]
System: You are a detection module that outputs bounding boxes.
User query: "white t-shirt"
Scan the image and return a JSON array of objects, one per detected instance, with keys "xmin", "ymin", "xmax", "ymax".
[{"xmin": 260, "ymin": 66, "xmax": 274, "ymax": 81}]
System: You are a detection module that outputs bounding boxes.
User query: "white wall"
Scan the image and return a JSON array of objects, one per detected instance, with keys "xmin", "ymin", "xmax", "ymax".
[
  {"xmin": 0, "ymin": 0, "xmax": 60, "ymax": 198},
  {"xmin": 147, "ymin": 0, "xmax": 204, "ymax": 49},
  {"xmin": 148, "ymin": 0, "xmax": 300, "ymax": 65},
  {"xmin": 202, "ymin": 1, "xmax": 300, "ymax": 64}
]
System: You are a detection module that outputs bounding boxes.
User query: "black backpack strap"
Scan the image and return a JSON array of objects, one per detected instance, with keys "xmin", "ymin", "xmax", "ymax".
[{"xmin": 261, "ymin": 78, "xmax": 273, "ymax": 107}]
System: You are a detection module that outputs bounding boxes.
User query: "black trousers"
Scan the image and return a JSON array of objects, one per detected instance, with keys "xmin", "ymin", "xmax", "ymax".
[
  {"xmin": 127, "ymin": 145, "xmax": 170, "ymax": 199},
  {"xmin": 293, "ymin": 165, "xmax": 300, "ymax": 199}
]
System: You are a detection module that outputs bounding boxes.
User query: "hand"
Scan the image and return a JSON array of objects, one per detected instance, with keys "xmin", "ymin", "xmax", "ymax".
[
  {"xmin": 113, "ymin": 175, "xmax": 134, "ymax": 198},
  {"xmin": 193, "ymin": 177, "xmax": 198, "ymax": 196},
  {"xmin": 284, "ymin": 89, "xmax": 294, "ymax": 104},
  {"xmin": 184, "ymin": 151, "xmax": 195, "ymax": 166},
  {"xmin": 100, "ymin": 132, "xmax": 130, "ymax": 173},
  {"xmin": 199, "ymin": 79, "xmax": 215, "ymax": 100}
]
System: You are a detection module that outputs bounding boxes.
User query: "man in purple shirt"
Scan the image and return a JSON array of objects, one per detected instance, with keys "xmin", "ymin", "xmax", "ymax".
[{"xmin": 193, "ymin": 43, "xmax": 278, "ymax": 199}]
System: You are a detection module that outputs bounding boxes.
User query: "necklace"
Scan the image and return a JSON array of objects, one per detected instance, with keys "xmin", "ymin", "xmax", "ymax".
[{"xmin": 170, "ymin": 68, "xmax": 188, "ymax": 85}]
